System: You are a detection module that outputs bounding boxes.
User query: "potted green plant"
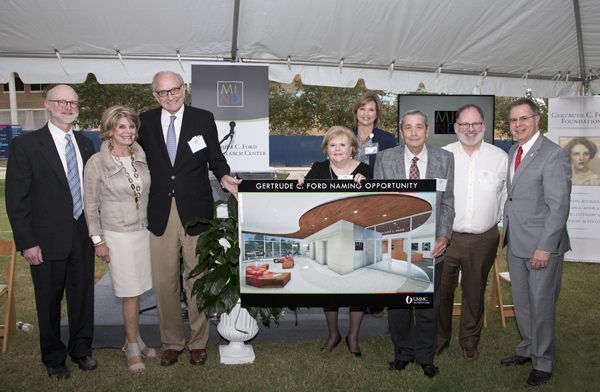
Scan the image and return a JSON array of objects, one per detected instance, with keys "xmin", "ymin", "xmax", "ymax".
[{"xmin": 187, "ymin": 193, "xmax": 286, "ymax": 326}]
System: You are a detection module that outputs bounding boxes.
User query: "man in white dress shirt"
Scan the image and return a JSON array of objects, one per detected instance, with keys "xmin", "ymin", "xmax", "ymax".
[{"xmin": 436, "ymin": 104, "xmax": 508, "ymax": 361}]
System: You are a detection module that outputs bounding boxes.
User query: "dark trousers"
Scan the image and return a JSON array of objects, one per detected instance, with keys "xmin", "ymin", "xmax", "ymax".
[
  {"xmin": 388, "ymin": 260, "xmax": 443, "ymax": 364},
  {"xmin": 437, "ymin": 226, "xmax": 499, "ymax": 348},
  {"xmin": 30, "ymin": 215, "xmax": 95, "ymax": 367}
]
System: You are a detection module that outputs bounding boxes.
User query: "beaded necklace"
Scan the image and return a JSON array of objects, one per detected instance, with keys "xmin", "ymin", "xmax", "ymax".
[{"xmin": 110, "ymin": 142, "xmax": 141, "ymax": 210}]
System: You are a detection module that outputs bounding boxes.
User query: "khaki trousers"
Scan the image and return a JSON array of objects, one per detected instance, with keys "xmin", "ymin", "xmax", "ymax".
[
  {"xmin": 437, "ymin": 225, "xmax": 499, "ymax": 349},
  {"xmin": 150, "ymin": 198, "xmax": 208, "ymax": 351}
]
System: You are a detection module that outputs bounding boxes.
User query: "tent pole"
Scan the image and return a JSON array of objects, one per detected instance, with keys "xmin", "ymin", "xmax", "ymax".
[
  {"xmin": 8, "ymin": 72, "xmax": 18, "ymax": 125},
  {"xmin": 231, "ymin": 0, "xmax": 241, "ymax": 62},
  {"xmin": 572, "ymin": 0, "xmax": 587, "ymax": 95}
]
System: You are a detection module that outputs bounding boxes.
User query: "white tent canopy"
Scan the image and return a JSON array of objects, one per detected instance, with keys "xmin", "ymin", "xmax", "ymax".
[{"xmin": 1, "ymin": 0, "xmax": 599, "ymax": 97}]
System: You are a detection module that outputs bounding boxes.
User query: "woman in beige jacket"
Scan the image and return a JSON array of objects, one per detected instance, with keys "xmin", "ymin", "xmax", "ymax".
[{"xmin": 84, "ymin": 105, "xmax": 154, "ymax": 373}]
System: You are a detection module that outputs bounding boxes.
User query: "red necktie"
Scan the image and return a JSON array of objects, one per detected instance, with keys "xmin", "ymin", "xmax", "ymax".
[
  {"xmin": 409, "ymin": 157, "xmax": 420, "ymax": 179},
  {"xmin": 514, "ymin": 146, "xmax": 523, "ymax": 173}
]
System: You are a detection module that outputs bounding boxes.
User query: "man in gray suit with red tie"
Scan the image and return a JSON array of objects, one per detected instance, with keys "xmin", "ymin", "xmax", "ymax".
[
  {"xmin": 374, "ymin": 109, "xmax": 455, "ymax": 379},
  {"xmin": 138, "ymin": 71, "xmax": 240, "ymax": 367},
  {"xmin": 6, "ymin": 85, "xmax": 97, "ymax": 379},
  {"xmin": 500, "ymin": 98, "xmax": 571, "ymax": 387}
]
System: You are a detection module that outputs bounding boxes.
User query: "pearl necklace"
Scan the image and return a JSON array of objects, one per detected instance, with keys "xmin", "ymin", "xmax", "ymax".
[{"xmin": 110, "ymin": 143, "xmax": 141, "ymax": 210}]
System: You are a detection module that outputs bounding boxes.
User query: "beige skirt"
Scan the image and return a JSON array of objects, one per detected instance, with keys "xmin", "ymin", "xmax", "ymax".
[{"xmin": 104, "ymin": 228, "xmax": 153, "ymax": 298}]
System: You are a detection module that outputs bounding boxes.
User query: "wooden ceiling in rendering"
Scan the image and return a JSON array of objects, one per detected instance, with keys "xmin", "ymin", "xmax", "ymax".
[{"xmin": 246, "ymin": 194, "xmax": 432, "ymax": 239}]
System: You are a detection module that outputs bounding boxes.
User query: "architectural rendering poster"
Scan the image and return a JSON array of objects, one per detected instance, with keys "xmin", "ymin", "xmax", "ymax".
[
  {"xmin": 238, "ymin": 179, "xmax": 438, "ymax": 308},
  {"xmin": 548, "ymin": 96, "xmax": 600, "ymax": 262},
  {"xmin": 191, "ymin": 64, "xmax": 269, "ymax": 172}
]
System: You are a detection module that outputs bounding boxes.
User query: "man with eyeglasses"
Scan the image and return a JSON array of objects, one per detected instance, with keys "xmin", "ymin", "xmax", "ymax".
[
  {"xmin": 500, "ymin": 98, "xmax": 571, "ymax": 386},
  {"xmin": 436, "ymin": 104, "xmax": 507, "ymax": 362},
  {"xmin": 137, "ymin": 71, "xmax": 240, "ymax": 367},
  {"xmin": 6, "ymin": 85, "xmax": 97, "ymax": 378}
]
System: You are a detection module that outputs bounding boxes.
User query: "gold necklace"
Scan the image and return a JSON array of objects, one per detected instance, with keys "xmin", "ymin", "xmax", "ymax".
[{"xmin": 110, "ymin": 143, "xmax": 141, "ymax": 210}]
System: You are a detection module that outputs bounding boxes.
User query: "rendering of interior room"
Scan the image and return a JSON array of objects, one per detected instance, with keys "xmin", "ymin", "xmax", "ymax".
[{"xmin": 240, "ymin": 191, "xmax": 438, "ymax": 294}]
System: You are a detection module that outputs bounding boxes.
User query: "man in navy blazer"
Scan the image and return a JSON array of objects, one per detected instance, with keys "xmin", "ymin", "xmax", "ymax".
[
  {"xmin": 374, "ymin": 109, "xmax": 455, "ymax": 379},
  {"xmin": 500, "ymin": 98, "xmax": 571, "ymax": 387},
  {"xmin": 137, "ymin": 71, "xmax": 240, "ymax": 366},
  {"xmin": 6, "ymin": 85, "xmax": 97, "ymax": 378}
]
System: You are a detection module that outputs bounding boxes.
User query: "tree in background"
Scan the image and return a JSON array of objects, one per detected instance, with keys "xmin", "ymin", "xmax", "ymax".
[
  {"xmin": 44, "ymin": 74, "xmax": 191, "ymax": 130},
  {"xmin": 495, "ymin": 91, "xmax": 548, "ymax": 141},
  {"xmin": 268, "ymin": 79, "xmax": 397, "ymax": 135}
]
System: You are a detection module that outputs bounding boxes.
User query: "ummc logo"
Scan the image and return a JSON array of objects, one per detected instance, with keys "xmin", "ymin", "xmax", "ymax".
[
  {"xmin": 217, "ymin": 81, "xmax": 243, "ymax": 107},
  {"xmin": 405, "ymin": 296, "xmax": 430, "ymax": 305}
]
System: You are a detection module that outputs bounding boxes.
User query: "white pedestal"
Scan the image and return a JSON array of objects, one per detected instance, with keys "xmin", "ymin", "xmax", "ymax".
[
  {"xmin": 219, "ymin": 342, "xmax": 256, "ymax": 364},
  {"xmin": 217, "ymin": 301, "xmax": 259, "ymax": 365}
]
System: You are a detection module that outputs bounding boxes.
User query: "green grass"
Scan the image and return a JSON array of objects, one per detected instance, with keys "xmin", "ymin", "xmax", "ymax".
[{"xmin": 1, "ymin": 178, "xmax": 599, "ymax": 391}]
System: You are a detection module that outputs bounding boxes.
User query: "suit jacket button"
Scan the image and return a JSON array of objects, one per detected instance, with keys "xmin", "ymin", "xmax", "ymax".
[
  {"xmin": 509, "ymin": 198, "xmax": 512, "ymax": 201},
  {"xmin": 171, "ymin": 175, "xmax": 176, "ymax": 180},
  {"xmin": 168, "ymin": 192, "xmax": 172, "ymax": 196}
]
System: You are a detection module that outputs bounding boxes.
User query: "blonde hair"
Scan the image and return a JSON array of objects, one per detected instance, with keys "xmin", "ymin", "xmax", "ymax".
[
  {"xmin": 321, "ymin": 126, "xmax": 358, "ymax": 157},
  {"xmin": 353, "ymin": 92, "xmax": 383, "ymax": 128},
  {"xmin": 99, "ymin": 105, "xmax": 140, "ymax": 142}
]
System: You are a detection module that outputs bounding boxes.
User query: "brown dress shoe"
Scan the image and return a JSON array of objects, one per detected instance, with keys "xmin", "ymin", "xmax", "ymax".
[
  {"xmin": 463, "ymin": 347, "xmax": 478, "ymax": 361},
  {"xmin": 435, "ymin": 342, "xmax": 449, "ymax": 356},
  {"xmin": 161, "ymin": 349, "xmax": 180, "ymax": 366},
  {"xmin": 190, "ymin": 349, "xmax": 207, "ymax": 365},
  {"xmin": 371, "ymin": 311, "xmax": 384, "ymax": 318}
]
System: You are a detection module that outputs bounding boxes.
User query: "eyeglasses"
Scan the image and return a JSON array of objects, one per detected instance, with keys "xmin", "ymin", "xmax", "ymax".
[
  {"xmin": 456, "ymin": 122, "xmax": 483, "ymax": 131},
  {"xmin": 509, "ymin": 115, "xmax": 536, "ymax": 125},
  {"xmin": 155, "ymin": 85, "xmax": 184, "ymax": 98},
  {"xmin": 48, "ymin": 100, "xmax": 78, "ymax": 108}
]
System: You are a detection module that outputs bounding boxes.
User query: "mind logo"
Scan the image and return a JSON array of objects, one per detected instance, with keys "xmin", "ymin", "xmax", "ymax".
[{"xmin": 217, "ymin": 81, "xmax": 243, "ymax": 107}]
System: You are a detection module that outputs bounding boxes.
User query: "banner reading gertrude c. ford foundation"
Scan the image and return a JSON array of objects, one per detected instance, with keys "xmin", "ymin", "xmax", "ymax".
[
  {"xmin": 239, "ymin": 179, "xmax": 437, "ymax": 308},
  {"xmin": 191, "ymin": 64, "xmax": 269, "ymax": 172},
  {"xmin": 548, "ymin": 96, "xmax": 600, "ymax": 263}
]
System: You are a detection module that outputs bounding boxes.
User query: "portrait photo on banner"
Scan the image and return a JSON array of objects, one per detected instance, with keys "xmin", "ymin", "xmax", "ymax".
[
  {"xmin": 560, "ymin": 136, "xmax": 600, "ymax": 186},
  {"xmin": 238, "ymin": 180, "xmax": 438, "ymax": 308}
]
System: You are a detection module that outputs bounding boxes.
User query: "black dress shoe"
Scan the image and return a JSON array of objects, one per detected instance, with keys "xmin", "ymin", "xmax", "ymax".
[
  {"xmin": 389, "ymin": 359, "xmax": 411, "ymax": 371},
  {"xmin": 345, "ymin": 336, "xmax": 361, "ymax": 357},
  {"xmin": 421, "ymin": 363, "xmax": 440, "ymax": 378},
  {"xmin": 320, "ymin": 335, "xmax": 342, "ymax": 351},
  {"xmin": 500, "ymin": 355, "xmax": 532, "ymax": 366},
  {"xmin": 71, "ymin": 355, "xmax": 98, "ymax": 371},
  {"xmin": 527, "ymin": 370, "xmax": 552, "ymax": 386},
  {"xmin": 47, "ymin": 362, "xmax": 70, "ymax": 379}
]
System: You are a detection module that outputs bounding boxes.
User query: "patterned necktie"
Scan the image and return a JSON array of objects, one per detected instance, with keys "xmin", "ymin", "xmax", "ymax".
[
  {"xmin": 514, "ymin": 146, "xmax": 523, "ymax": 172},
  {"xmin": 65, "ymin": 134, "xmax": 82, "ymax": 219},
  {"xmin": 409, "ymin": 157, "xmax": 420, "ymax": 179},
  {"xmin": 166, "ymin": 115, "xmax": 177, "ymax": 166}
]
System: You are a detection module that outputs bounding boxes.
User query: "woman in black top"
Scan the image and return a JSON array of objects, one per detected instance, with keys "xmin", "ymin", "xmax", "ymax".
[{"xmin": 297, "ymin": 126, "xmax": 372, "ymax": 356}]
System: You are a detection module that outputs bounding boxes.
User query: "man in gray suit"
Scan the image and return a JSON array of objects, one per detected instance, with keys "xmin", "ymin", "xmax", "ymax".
[
  {"xmin": 374, "ymin": 109, "xmax": 455, "ymax": 379},
  {"xmin": 500, "ymin": 98, "xmax": 571, "ymax": 387}
]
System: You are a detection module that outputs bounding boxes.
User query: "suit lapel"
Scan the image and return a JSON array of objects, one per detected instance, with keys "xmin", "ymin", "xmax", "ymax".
[
  {"xmin": 149, "ymin": 108, "xmax": 172, "ymax": 166},
  {"xmin": 511, "ymin": 135, "xmax": 543, "ymax": 191},
  {"xmin": 38, "ymin": 127, "xmax": 69, "ymax": 190},
  {"xmin": 425, "ymin": 147, "xmax": 441, "ymax": 179},
  {"xmin": 395, "ymin": 147, "xmax": 407, "ymax": 179},
  {"xmin": 73, "ymin": 132, "xmax": 93, "ymax": 163},
  {"xmin": 175, "ymin": 105, "xmax": 194, "ymax": 167}
]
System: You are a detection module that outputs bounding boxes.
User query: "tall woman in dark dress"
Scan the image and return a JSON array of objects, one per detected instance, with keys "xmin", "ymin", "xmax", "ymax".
[
  {"xmin": 296, "ymin": 126, "xmax": 372, "ymax": 356},
  {"xmin": 351, "ymin": 92, "xmax": 397, "ymax": 318}
]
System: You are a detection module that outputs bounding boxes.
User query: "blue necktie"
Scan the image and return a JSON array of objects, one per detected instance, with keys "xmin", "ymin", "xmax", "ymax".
[
  {"xmin": 167, "ymin": 115, "xmax": 177, "ymax": 166},
  {"xmin": 65, "ymin": 134, "xmax": 82, "ymax": 219}
]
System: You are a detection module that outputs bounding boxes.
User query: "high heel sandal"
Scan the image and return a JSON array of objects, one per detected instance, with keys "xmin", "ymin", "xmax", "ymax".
[
  {"xmin": 320, "ymin": 335, "xmax": 342, "ymax": 351},
  {"xmin": 122, "ymin": 340, "xmax": 146, "ymax": 373},
  {"xmin": 346, "ymin": 336, "xmax": 362, "ymax": 357},
  {"xmin": 137, "ymin": 336, "xmax": 158, "ymax": 358}
]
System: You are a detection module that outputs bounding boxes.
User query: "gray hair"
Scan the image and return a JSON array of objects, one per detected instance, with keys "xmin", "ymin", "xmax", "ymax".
[
  {"xmin": 151, "ymin": 71, "xmax": 185, "ymax": 92},
  {"xmin": 400, "ymin": 109, "xmax": 428, "ymax": 129}
]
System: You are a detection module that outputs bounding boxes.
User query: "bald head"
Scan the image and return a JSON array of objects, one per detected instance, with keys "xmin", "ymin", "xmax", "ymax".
[{"xmin": 44, "ymin": 85, "xmax": 79, "ymax": 131}]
